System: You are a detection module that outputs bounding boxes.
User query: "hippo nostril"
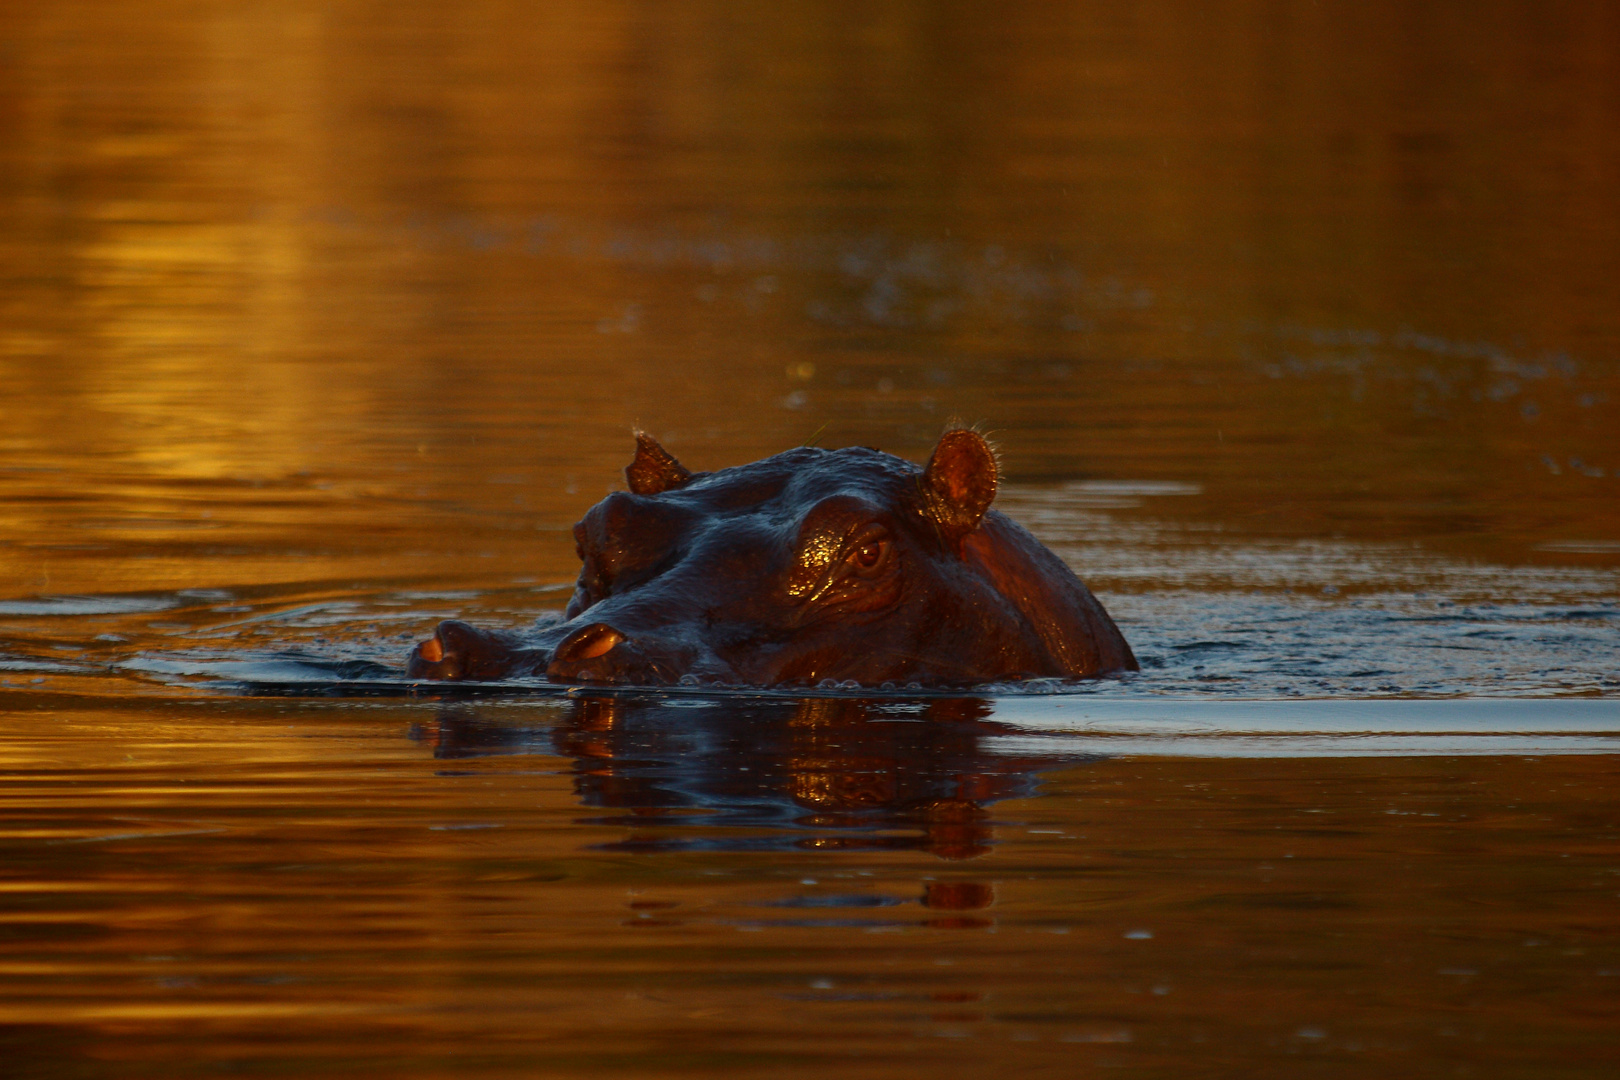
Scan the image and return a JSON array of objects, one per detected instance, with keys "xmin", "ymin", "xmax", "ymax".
[
  {"xmin": 556, "ymin": 623, "xmax": 626, "ymax": 664},
  {"xmin": 576, "ymin": 628, "xmax": 622, "ymax": 659}
]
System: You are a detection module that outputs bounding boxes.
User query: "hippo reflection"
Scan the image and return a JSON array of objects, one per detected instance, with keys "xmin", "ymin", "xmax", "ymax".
[
  {"xmin": 413, "ymin": 695, "xmax": 1100, "ymax": 859},
  {"xmin": 408, "ymin": 429, "xmax": 1135, "ymax": 687}
]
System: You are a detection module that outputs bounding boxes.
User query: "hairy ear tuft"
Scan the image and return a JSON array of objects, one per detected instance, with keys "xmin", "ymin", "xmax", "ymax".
[
  {"xmin": 625, "ymin": 431, "xmax": 692, "ymax": 495},
  {"xmin": 918, "ymin": 428, "xmax": 998, "ymax": 547}
]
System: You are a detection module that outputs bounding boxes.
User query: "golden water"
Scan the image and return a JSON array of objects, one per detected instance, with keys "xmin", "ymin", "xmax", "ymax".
[{"xmin": 2, "ymin": 2, "xmax": 1618, "ymax": 1075}]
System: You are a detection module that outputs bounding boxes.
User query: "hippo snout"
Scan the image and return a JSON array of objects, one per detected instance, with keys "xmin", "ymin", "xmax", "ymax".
[{"xmin": 546, "ymin": 621, "xmax": 688, "ymax": 685}]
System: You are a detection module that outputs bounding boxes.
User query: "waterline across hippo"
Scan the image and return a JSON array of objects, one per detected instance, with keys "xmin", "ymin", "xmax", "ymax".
[{"xmin": 406, "ymin": 429, "xmax": 1136, "ymax": 687}]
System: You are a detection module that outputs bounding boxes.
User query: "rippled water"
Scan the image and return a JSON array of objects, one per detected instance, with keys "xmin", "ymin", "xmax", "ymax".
[{"xmin": 3, "ymin": 1, "xmax": 1620, "ymax": 1076}]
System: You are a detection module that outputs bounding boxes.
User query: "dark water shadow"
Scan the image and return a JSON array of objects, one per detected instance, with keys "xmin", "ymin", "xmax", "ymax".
[{"xmin": 410, "ymin": 695, "xmax": 1102, "ymax": 860}]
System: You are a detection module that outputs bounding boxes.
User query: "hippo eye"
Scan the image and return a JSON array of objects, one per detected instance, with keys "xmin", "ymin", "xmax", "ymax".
[
  {"xmin": 843, "ymin": 528, "xmax": 892, "ymax": 577},
  {"xmin": 787, "ymin": 515, "xmax": 897, "ymax": 605}
]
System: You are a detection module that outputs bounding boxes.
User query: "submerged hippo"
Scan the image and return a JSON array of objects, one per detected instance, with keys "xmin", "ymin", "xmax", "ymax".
[{"xmin": 406, "ymin": 429, "xmax": 1135, "ymax": 686}]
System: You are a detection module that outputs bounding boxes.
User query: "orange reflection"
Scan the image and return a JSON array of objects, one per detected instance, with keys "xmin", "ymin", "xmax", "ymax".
[{"xmin": 0, "ymin": 0, "xmax": 1615, "ymax": 606}]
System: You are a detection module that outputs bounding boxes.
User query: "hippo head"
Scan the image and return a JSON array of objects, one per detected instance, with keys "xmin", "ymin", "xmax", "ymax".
[
  {"xmin": 539, "ymin": 429, "xmax": 1134, "ymax": 687},
  {"xmin": 408, "ymin": 429, "xmax": 1136, "ymax": 687}
]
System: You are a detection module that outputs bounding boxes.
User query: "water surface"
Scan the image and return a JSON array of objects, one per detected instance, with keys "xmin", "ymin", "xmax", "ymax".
[{"xmin": 2, "ymin": 2, "xmax": 1618, "ymax": 1076}]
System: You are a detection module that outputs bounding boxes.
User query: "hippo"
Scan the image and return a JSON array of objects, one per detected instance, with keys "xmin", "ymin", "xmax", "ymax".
[{"xmin": 406, "ymin": 428, "xmax": 1136, "ymax": 687}]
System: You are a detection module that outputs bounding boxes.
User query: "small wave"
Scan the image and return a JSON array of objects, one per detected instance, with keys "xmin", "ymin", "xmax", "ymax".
[
  {"xmin": 119, "ymin": 652, "xmax": 398, "ymax": 685},
  {"xmin": 0, "ymin": 594, "xmax": 179, "ymax": 616},
  {"xmin": 0, "ymin": 656, "xmax": 90, "ymax": 674}
]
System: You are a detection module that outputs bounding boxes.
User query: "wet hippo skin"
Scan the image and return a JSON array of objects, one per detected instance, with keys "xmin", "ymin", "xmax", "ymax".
[{"xmin": 406, "ymin": 429, "xmax": 1137, "ymax": 686}]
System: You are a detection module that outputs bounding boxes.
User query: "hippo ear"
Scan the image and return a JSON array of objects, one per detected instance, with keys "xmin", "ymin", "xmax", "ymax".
[
  {"xmin": 625, "ymin": 431, "xmax": 693, "ymax": 495},
  {"xmin": 918, "ymin": 429, "xmax": 998, "ymax": 546}
]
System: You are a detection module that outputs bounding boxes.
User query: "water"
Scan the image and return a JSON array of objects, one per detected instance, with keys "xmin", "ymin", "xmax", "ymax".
[{"xmin": 3, "ymin": 1, "xmax": 1619, "ymax": 1076}]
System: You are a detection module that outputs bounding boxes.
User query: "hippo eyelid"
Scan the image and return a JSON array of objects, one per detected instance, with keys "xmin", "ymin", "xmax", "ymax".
[{"xmin": 786, "ymin": 529, "xmax": 851, "ymax": 605}]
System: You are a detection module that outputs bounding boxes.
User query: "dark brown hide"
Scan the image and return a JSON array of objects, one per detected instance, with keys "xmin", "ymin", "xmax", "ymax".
[{"xmin": 406, "ymin": 430, "xmax": 1136, "ymax": 686}]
